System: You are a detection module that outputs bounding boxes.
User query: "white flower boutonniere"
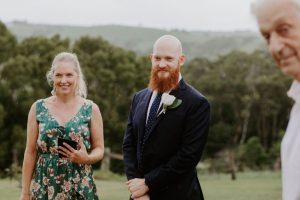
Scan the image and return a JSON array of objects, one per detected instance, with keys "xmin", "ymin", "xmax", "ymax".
[{"xmin": 158, "ymin": 93, "xmax": 182, "ymax": 116}]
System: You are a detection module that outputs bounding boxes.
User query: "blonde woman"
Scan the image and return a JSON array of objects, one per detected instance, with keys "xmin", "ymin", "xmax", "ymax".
[{"xmin": 20, "ymin": 52, "xmax": 104, "ymax": 200}]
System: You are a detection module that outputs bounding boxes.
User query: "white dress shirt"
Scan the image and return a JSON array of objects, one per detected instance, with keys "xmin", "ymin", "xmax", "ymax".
[{"xmin": 281, "ymin": 80, "xmax": 300, "ymax": 200}]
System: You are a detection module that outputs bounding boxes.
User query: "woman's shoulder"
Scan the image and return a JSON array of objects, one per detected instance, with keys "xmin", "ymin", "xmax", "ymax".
[
  {"xmin": 31, "ymin": 97, "xmax": 51, "ymax": 117},
  {"xmin": 33, "ymin": 97, "xmax": 48, "ymax": 108},
  {"xmin": 35, "ymin": 96, "xmax": 54, "ymax": 108},
  {"xmin": 34, "ymin": 96, "xmax": 55, "ymax": 108},
  {"xmin": 34, "ymin": 98, "xmax": 46, "ymax": 104},
  {"xmin": 84, "ymin": 98, "xmax": 100, "ymax": 113}
]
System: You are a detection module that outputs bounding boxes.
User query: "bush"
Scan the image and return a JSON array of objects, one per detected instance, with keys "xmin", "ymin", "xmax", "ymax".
[{"xmin": 240, "ymin": 137, "xmax": 268, "ymax": 170}]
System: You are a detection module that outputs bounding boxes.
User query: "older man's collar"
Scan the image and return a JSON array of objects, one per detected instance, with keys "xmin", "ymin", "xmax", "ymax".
[{"xmin": 287, "ymin": 80, "xmax": 300, "ymax": 102}]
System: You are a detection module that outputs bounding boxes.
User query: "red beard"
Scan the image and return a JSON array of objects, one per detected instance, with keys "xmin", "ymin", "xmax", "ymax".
[{"xmin": 148, "ymin": 66, "xmax": 180, "ymax": 93}]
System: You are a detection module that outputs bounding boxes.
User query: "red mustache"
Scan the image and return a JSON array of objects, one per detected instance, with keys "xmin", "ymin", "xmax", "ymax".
[
  {"xmin": 157, "ymin": 70, "xmax": 168, "ymax": 73},
  {"xmin": 154, "ymin": 67, "xmax": 170, "ymax": 74}
]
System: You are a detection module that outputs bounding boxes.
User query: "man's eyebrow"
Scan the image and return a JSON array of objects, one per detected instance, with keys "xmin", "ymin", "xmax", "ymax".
[{"xmin": 166, "ymin": 56, "xmax": 174, "ymax": 59}]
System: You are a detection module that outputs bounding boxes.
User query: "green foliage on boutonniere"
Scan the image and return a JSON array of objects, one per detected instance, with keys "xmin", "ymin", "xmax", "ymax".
[
  {"xmin": 158, "ymin": 93, "xmax": 182, "ymax": 116},
  {"xmin": 167, "ymin": 98, "xmax": 182, "ymax": 109}
]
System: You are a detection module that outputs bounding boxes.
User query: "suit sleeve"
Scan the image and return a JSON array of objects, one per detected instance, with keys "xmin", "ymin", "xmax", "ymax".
[
  {"xmin": 122, "ymin": 94, "xmax": 142, "ymax": 180},
  {"xmin": 144, "ymin": 97, "xmax": 210, "ymax": 192}
]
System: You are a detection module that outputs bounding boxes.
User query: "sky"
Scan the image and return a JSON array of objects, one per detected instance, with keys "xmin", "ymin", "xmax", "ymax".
[{"xmin": 0, "ymin": 0, "xmax": 259, "ymax": 32}]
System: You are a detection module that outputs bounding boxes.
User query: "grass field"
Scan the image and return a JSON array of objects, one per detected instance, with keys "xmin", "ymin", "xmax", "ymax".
[
  {"xmin": 201, "ymin": 171, "xmax": 281, "ymax": 200},
  {"xmin": 0, "ymin": 171, "xmax": 281, "ymax": 200}
]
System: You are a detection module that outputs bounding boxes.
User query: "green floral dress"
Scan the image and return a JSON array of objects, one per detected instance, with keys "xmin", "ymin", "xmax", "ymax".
[{"xmin": 31, "ymin": 99, "xmax": 99, "ymax": 200}]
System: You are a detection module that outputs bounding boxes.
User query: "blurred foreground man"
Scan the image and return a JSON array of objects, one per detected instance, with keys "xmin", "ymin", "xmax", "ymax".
[
  {"xmin": 252, "ymin": 0, "xmax": 300, "ymax": 199},
  {"xmin": 123, "ymin": 35, "xmax": 210, "ymax": 200}
]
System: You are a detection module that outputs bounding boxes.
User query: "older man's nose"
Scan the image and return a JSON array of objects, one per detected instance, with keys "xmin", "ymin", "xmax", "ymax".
[{"xmin": 269, "ymin": 34, "xmax": 284, "ymax": 54}]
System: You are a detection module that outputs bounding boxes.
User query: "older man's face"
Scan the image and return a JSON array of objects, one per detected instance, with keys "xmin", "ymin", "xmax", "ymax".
[{"xmin": 256, "ymin": 0, "xmax": 300, "ymax": 81}]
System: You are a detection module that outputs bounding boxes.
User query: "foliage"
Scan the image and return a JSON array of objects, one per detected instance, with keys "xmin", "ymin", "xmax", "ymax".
[
  {"xmin": 7, "ymin": 21, "xmax": 265, "ymax": 59},
  {"xmin": 183, "ymin": 50, "xmax": 291, "ymax": 171},
  {"xmin": 72, "ymin": 36, "xmax": 149, "ymax": 153},
  {"xmin": 0, "ymin": 21, "xmax": 17, "ymax": 63},
  {"xmin": 0, "ymin": 21, "xmax": 292, "ymax": 173},
  {"xmin": 240, "ymin": 137, "xmax": 268, "ymax": 169}
]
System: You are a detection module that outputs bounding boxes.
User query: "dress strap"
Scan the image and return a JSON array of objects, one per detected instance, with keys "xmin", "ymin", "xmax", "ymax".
[
  {"xmin": 35, "ymin": 99, "xmax": 46, "ymax": 122},
  {"xmin": 81, "ymin": 99, "xmax": 93, "ymax": 125}
]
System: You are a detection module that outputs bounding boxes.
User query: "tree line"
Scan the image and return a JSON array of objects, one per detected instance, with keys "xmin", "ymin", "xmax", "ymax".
[{"xmin": 0, "ymin": 21, "xmax": 293, "ymax": 176}]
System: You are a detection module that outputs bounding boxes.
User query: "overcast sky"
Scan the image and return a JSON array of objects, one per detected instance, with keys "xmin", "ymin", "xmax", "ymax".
[{"xmin": 0, "ymin": 0, "xmax": 258, "ymax": 32}]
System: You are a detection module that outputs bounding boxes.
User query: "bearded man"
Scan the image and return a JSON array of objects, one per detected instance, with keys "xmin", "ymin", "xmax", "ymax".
[{"xmin": 123, "ymin": 35, "xmax": 210, "ymax": 200}]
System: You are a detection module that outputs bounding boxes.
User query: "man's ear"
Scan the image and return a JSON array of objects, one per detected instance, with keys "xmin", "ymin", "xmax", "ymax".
[
  {"xmin": 149, "ymin": 54, "xmax": 153, "ymax": 61},
  {"xmin": 179, "ymin": 55, "xmax": 186, "ymax": 66}
]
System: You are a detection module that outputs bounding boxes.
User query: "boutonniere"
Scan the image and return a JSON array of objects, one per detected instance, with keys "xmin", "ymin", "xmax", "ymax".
[{"xmin": 158, "ymin": 93, "xmax": 182, "ymax": 116}]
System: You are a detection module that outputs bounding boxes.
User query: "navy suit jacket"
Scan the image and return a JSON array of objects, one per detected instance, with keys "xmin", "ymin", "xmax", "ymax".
[{"xmin": 123, "ymin": 79, "xmax": 210, "ymax": 200}]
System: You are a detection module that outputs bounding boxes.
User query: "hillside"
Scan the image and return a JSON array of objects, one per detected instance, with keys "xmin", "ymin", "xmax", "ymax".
[{"xmin": 6, "ymin": 21, "xmax": 266, "ymax": 59}]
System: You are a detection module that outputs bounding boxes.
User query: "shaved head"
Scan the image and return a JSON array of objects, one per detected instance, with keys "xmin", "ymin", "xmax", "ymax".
[
  {"xmin": 153, "ymin": 35, "xmax": 183, "ymax": 56},
  {"xmin": 252, "ymin": 0, "xmax": 300, "ymax": 17}
]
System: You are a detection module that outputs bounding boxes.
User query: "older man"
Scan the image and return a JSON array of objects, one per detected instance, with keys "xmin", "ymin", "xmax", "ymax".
[
  {"xmin": 123, "ymin": 35, "xmax": 210, "ymax": 200},
  {"xmin": 252, "ymin": 0, "xmax": 300, "ymax": 199}
]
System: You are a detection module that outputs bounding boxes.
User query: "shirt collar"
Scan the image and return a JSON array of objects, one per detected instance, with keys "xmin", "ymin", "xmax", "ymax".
[{"xmin": 287, "ymin": 80, "xmax": 300, "ymax": 102}]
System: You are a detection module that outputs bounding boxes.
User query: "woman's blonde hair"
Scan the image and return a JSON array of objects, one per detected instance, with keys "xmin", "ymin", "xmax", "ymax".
[{"xmin": 46, "ymin": 52, "xmax": 87, "ymax": 98}]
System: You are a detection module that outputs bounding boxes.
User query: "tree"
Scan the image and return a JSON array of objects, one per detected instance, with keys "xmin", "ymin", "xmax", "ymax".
[
  {"xmin": 241, "ymin": 137, "xmax": 268, "ymax": 169},
  {"xmin": 184, "ymin": 50, "xmax": 291, "ymax": 176},
  {"xmin": 0, "ymin": 34, "xmax": 70, "ymax": 172},
  {"xmin": 0, "ymin": 21, "xmax": 17, "ymax": 63}
]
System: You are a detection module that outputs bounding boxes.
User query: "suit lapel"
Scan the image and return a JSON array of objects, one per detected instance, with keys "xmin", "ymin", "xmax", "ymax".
[
  {"xmin": 170, "ymin": 79, "xmax": 186, "ymax": 97},
  {"xmin": 137, "ymin": 89, "xmax": 152, "ymax": 143}
]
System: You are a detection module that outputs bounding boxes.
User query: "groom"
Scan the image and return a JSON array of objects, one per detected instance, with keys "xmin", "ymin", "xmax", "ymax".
[{"xmin": 123, "ymin": 35, "xmax": 210, "ymax": 200}]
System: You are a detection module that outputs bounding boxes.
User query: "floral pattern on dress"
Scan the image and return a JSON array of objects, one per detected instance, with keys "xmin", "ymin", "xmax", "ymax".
[{"xmin": 31, "ymin": 99, "xmax": 99, "ymax": 200}]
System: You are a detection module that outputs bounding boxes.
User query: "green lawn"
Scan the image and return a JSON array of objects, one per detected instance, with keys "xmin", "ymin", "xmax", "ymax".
[
  {"xmin": 201, "ymin": 171, "xmax": 281, "ymax": 200},
  {"xmin": 0, "ymin": 171, "xmax": 281, "ymax": 200}
]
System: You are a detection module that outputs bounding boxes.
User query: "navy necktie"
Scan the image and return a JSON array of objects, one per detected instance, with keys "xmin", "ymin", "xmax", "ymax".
[
  {"xmin": 138, "ymin": 93, "xmax": 162, "ymax": 170},
  {"xmin": 144, "ymin": 92, "xmax": 162, "ymax": 142}
]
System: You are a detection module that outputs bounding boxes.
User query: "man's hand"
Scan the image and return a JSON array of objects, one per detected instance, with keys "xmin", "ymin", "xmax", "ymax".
[
  {"xmin": 126, "ymin": 178, "xmax": 149, "ymax": 198},
  {"xmin": 134, "ymin": 194, "xmax": 150, "ymax": 200}
]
